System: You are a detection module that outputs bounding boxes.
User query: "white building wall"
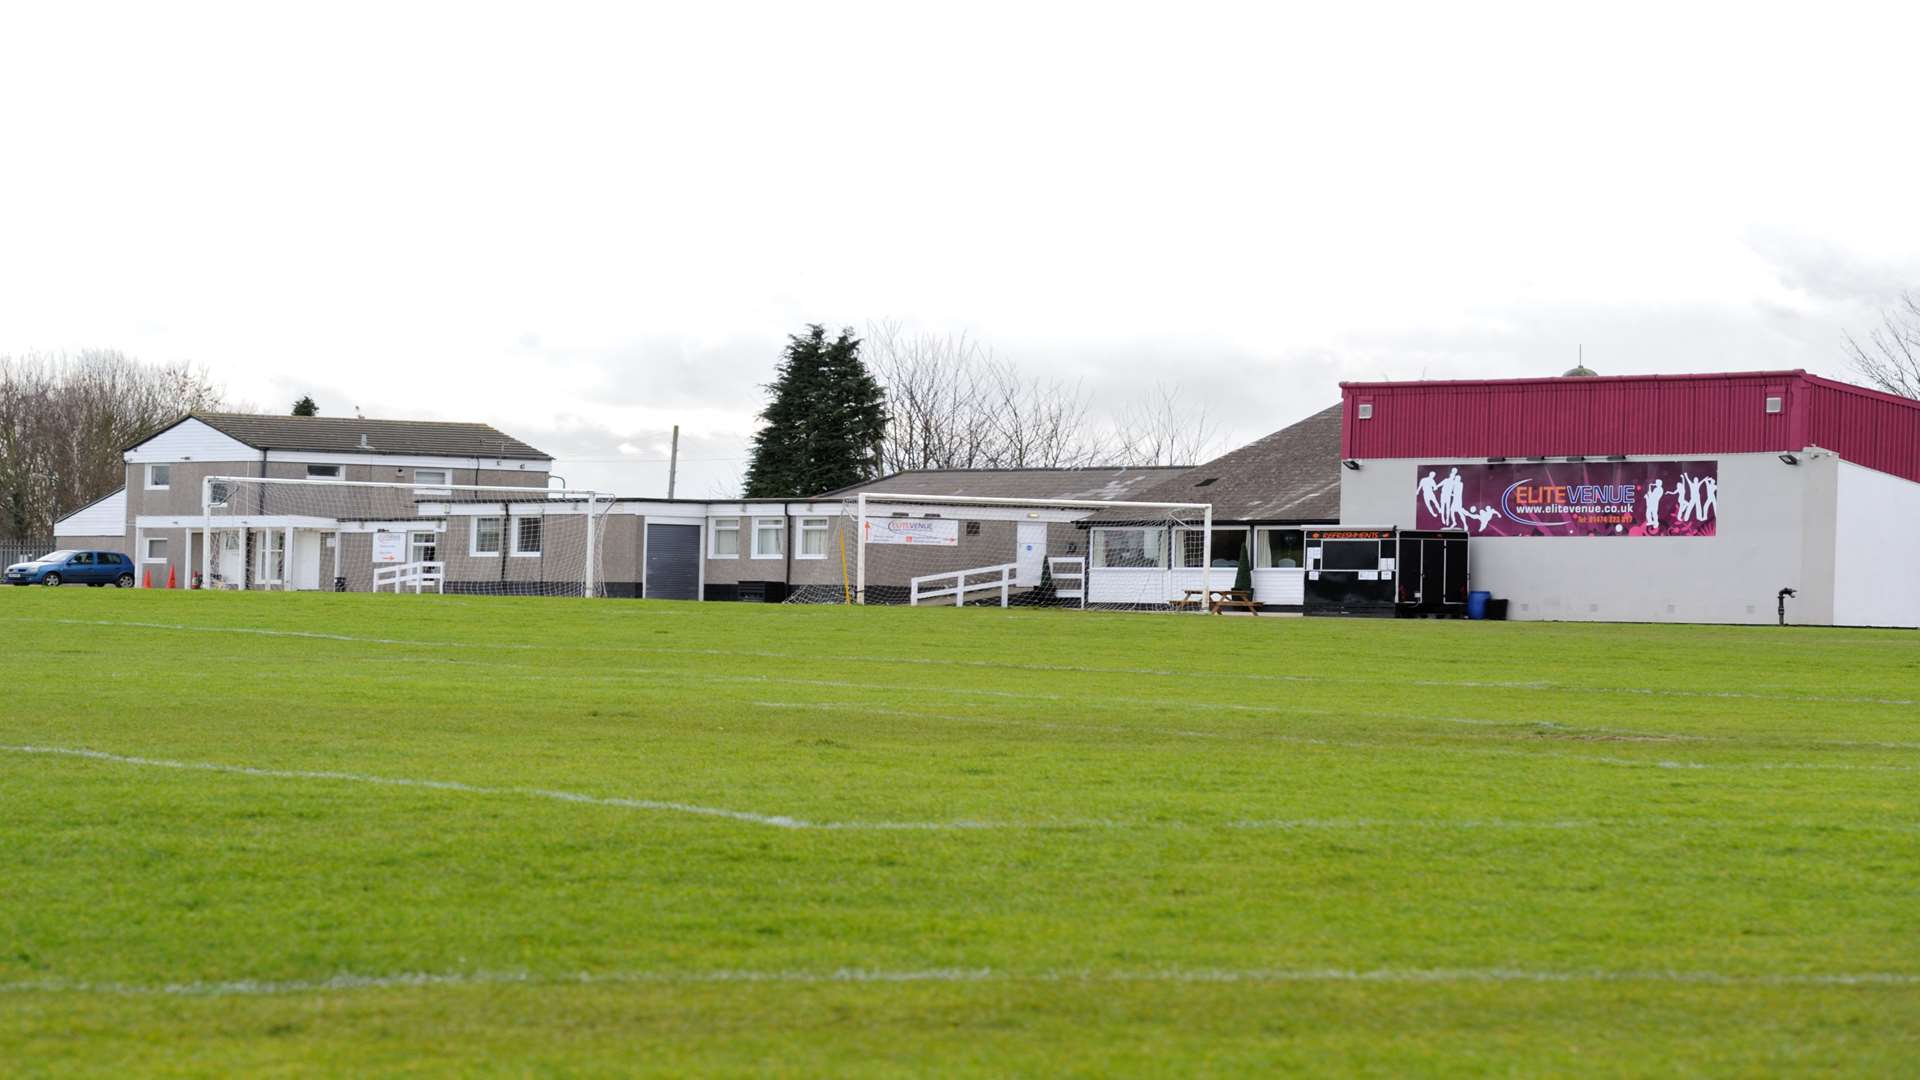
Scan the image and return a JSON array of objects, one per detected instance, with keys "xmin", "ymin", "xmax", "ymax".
[
  {"xmin": 1830, "ymin": 460, "xmax": 1920, "ymax": 628},
  {"xmin": 54, "ymin": 488, "xmax": 127, "ymax": 538},
  {"xmin": 1340, "ymin": 452, "xmax": 1833, "ymax": 625}
]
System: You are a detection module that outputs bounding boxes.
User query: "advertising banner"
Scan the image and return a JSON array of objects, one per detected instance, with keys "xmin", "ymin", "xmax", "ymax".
[
  {"xmin": 864, "ymin": 517, "xmax": 961, "ymax": 546},
  {"xmin": 1414, "ymin": 461, "xmax": 1718, "ymax": 537},
  {"xmin": 371, "ymin": 531, "xmax": 407, "ymax": 563}
]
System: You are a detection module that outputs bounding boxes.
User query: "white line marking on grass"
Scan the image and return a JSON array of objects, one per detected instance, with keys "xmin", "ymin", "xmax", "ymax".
[
  {"xmin": 13, "ymin": 615, "xmax": 1918, "ymax": 709},
  {"xmin": 13, "ymin": 744, "xmax": 1910, "ymax": 836},
  {"xmin": 4, "ymin": 966, "xmax": 1916, "ymax": 997}
]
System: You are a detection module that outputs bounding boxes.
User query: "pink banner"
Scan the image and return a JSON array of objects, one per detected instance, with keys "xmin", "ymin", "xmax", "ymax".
[{"xmin": 1414, "ymin": 461, "xmax": 1718, "ymax": 537}]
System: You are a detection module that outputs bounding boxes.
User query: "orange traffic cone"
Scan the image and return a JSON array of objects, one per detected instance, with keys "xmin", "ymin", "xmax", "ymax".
[
  {"xmin": 166, "ymin": 565, "xmax": 177, "ymax": 589},
  {"xmin": 143, "ymin": 569, "xmax": 152, "ymax": 589}
]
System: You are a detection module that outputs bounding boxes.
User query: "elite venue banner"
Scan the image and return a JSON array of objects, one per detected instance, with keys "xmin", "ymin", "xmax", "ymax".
[
  {"xmin": 1413, "ymin": 461, "xmax": 1718, "ymax": 537},
  {"xmin": 863, "ymin": 518, "xmax": 961, "ymax": 546}
]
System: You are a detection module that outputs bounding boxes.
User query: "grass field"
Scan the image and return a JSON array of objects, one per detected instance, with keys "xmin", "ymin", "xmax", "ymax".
[{"xmin": 2, "ymin": 591, "xmax": 1917, "ymax": 1076}]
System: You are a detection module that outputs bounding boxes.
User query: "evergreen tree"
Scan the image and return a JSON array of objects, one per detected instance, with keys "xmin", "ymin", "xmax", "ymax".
[
  {"xmin": 291, "ymin": 396, "xmax": 318, "ymax": 416},
  {"xmin": 743, "ymin": 325, "xmax": 887, "ymax": 497}
]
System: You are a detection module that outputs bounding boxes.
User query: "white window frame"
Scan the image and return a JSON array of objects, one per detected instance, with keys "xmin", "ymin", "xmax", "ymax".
[
  {"xmin": 255, "ymin": 531, "xmax": 286, "ymax": 583},
  {"xmin": 796, "ymin": 516, "xmax": 830, "ymax": 559},
  {"xmin": 143, "ymin": 535, "xmax": 169, "ymax": 563},
  {"xmin": 306, "ymin": 464, "xmax": 342, "ymax": 479},
  {"xmin": 751, "ymin": 517, "xmax": 785, "ymax": 559},
  {"xmin": 470, "ymin": 515, "xmax": 505, "ymax": 557},
  {"xmin": 1254, "ymin": 526, "xmax": 1306, "ymax": 570},
  {"xmin": 510, "ymin": 515, "xmax": 544, "ymax": 557},
  {"xmin": 709, "ymin": 518, "xmax": 740, "ymax": 559},
  {"xmin": 408, "ymin": 531, "xmax": 438, "ymax": 564},
  {"xmin": 145, "ymin": 464, "xmax": 171, "ymax": 490},
  {"xmin": 1090, "ymin": 527, "xmax": 1167, "ymax": 570},
  {"xmin": 1172, "ymin": 527, "xmax": 1249, "ymax": 570},
  {"xmin": 414, "ymin": 468, "xmax": 452, "ymax": 496}
]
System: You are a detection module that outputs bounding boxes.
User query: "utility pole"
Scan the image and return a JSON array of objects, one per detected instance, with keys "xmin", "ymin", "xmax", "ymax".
[{"xmin": 666, "ymin": 424, "xmax": 680, "ymax": 499}]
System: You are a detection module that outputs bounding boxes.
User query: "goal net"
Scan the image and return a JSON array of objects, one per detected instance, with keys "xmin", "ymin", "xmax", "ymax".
[
  {"xmin": 198, "ymin": 476, "xmax": 613, "ymax": 596},
  {"xmin": 784, "ymin": 493, "xmax": 1217, "ymax": 611}
]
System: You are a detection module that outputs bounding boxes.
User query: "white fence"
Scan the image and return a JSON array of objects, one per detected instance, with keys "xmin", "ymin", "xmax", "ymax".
[
  {"xmin": 910, "ymin": 563, "xmax": 1018, "ymax": 607},
  {"xmin": 373, "ymin": 561, "xmax": 445, "ymax": 594}
]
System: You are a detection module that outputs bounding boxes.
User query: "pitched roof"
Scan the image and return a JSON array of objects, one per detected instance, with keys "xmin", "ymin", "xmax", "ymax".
[
  {"xmin": 1103, "ymin": 404, "xmax": 1344, "ymax": 523},
  {"xmin": 137, "ymin": 413, "xmax": 551, "ymax": 460},
  {"xmin": 815, "ymin": 465, "xmax": 1192, "ymax": 503}
]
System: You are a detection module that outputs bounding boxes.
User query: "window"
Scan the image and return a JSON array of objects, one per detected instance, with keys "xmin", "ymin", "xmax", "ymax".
[
  {"xmin": 1357, "ymin": 401, "xmax": 1374, "ymax": 420},
  {"xmin": 145, "ymin": 464, "xmax": 171, "ymax": 490},
  {"xmin": 471, "ymin": 516, "xmax": 504, "ymax": 556},
  {"xmin": 1255, "ymin": 528, "xmax": 1305, "ymax": 569},
  {"xmin": 512, "ymin": 516, "xmax": 544, "ymax": 556},
  {"xmin": 409, "ymin": 531, "xmax": 438, "ymax": 564},
  {"xmin": 142, "ymin": 537, "xmax": 167, "ymax": 562},
  {"xmin": 415, "ymin": 468, "xmax": 452, "ymax": 495},
  {"xmin": 797, "ymin": 517, "xmax": 829, "ymax": 559},
  {"xmin": 710, "ymin": 519, "xmax": 740, "ymax": 558},
  {"xmin": 752, "ymin": 517, "xmax": 785, "ymax": 558},
  {"xmin": 1174, "ymin": 528, "xmax": 1247, "ymax": 569},
  {"xmin": 72, "ymin": 552, "xmax": 95, "ymax": 566},
  {"xmin": 257, "ymin": 531, "xmax": 286, "ymax": 582},
  {"xmin": 208, "ymin": 480, "xmax": 232, "ymax": 508},
  {"xmin": 1765, "ymin": 395, "xmax": 1783, "ymax": 415},
  {"xmin": 1091, "ymin": 528, "xmax": 1166, "ymax": 569},
  {"xmin": 306, "ymin": 464, "xmax": 341, "ymax": 479}
]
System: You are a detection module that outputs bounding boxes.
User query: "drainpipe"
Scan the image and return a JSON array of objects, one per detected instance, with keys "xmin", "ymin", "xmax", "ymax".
[{"xmin": 1777, "ymin": 587, "xmax": 1796, "ymax": 626}]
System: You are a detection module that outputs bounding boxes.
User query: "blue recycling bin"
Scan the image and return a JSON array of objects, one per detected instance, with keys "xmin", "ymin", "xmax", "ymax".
[{"xmin": 1467, "ymin": 590, "xmax": 1491, "ymax": 620}]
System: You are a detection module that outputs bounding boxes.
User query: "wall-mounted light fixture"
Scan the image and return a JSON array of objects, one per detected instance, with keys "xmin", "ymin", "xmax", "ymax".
[
  {"xmin": 1486, "ymin": 456, "xmax": 1507, "ymax": 463},
  {"xmin": 1778, "ymin": 453, "xmax": 1800, "ymax": 466},
  {"xmin": 1565, "ymin": 455, "xmax": 1588, "ymax": 462},
  {"xmin": 1341, "ymin": 459, "xmax": 1362, "ymax": 471},
  {"xmin": 1605, "ymin": 454, "xmax": 1627, "ymax": 461}
]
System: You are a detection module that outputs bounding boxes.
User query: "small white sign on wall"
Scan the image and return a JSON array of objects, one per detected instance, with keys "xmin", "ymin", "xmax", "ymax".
[{"xmin": 371, "ymin": 531, "xmax": 406, "ymax": 564}]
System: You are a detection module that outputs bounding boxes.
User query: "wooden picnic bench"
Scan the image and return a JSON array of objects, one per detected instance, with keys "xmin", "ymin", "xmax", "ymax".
[{"xmin": 1177, "ymin": 587, "xmax": 1259, "ymax": 615}]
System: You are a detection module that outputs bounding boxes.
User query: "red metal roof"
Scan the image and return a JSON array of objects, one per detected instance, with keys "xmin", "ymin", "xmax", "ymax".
[{"xmin": 1339, "ymin": 370, "xmax": 1920, "ymax": 484}]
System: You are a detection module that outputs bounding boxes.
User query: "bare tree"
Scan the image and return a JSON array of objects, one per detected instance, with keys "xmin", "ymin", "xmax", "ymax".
[
  {"xmin": 1110, "ymin": 382, "xmax": 1223, "ymax": 467},
  {"xmin": 865, "ymin": 322, "xmax": 1100, "ymax": 471},
  {"xmin": 1846, "ymin": 292, "xmax": 1920, "ymax": 400},
  {"xmin": 0, "ymin": 350, "xmax": 226, "ymax": 540}
]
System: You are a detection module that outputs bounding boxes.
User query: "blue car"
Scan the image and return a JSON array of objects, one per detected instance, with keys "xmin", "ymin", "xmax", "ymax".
[{"xmin": 4, "ymin": 550, "xmax": 138, "ymax": 588}]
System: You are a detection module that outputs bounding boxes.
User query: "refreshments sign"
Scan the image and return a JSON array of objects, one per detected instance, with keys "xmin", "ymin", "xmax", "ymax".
[{"xmin": 1414, "ymin": 461, "xmax": 1718, "ymax": 537}]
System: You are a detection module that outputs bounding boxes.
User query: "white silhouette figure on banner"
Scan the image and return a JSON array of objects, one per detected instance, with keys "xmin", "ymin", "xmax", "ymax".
[
  {"xmin": 1464, "ymin": 504, "xmax": 1502, "ymax": 532},
  {"xmin": 1438, "ymin": 467, "xmax": 1468, "ymax": 529},
  {"xmin": 1644, "ymin": 478, "xmax": 1667, "ymax": 531},
  {"xmin": 1418, "ymin": 470, "xmax": 1442, "ymax": 520},
  {"xmin": 1674, "ymin": 471, "xmax": 1698, "ymax": 523},
  {"xmin": 1697, "ymin": 476, "xmax": 1717, "ymax": 521}
]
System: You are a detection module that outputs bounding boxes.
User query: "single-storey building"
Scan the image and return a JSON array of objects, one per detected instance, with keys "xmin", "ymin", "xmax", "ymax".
[{"xmin": 1336, "ymin": 369, "xmax": 1920, "ymax": 627}]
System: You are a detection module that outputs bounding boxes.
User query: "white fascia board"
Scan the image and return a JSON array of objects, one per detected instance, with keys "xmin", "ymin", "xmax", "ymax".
[
  {"xmin": 434, "ymin": 502, "xmax": 592, "ymax": 516},
  {"xmin": 136, "ymin": 514, "xmax": 340, "ymax": 529},
  {"xmin": 334, "ymin": 520, "xmax": 446, "ymax": 534},
  {"xmin": 264, "ymin": 450, "xmax": 555, "ymax": 470}
]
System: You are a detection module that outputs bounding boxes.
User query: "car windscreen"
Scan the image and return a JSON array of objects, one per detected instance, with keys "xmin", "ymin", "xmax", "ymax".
[{"xmin": 34, "ymin": 550, "xmax": 78, "ymax": 563}]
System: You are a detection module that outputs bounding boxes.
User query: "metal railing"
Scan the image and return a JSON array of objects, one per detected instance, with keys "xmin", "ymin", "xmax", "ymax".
[
  {"xmin": 0, "ymin": 540, "xmax": 56, "ymax": 567},
  {"xmin": 1047, "ymin": 556, "xmax": 1087, "ymax": 606}
]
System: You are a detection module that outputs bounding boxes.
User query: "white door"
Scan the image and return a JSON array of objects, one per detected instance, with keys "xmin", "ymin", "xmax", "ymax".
[
  {"xmin": 291, "ymin": 532, "xmax": 324, "ymax": 590},
  {"xmin": 1016, "ymin": 522, "xmax": 1047, "ymax": 587}
]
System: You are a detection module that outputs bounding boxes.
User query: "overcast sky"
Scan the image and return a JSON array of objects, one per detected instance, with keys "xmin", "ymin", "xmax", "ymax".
[{"xmin": 4, "ymin": 2, "xmax": 1917, "ymax": 496}]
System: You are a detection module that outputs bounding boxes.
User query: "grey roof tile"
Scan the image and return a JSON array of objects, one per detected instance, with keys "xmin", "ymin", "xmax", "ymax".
[{"xmin": 152, "ymin": 413, "xmax": 552, "ymax": 460}]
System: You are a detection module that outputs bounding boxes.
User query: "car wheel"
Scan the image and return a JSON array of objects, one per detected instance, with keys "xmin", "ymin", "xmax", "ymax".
[
  {"xmin": 116, "ymin": 573, "xmax": 135, "ymax": 588},
  {"xmin": 42, "ymin": 572, "xmax": 61, "ymax": 587}
]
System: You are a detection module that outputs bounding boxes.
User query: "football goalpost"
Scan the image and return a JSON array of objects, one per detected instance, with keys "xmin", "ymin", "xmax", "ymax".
[
  {"xmin": 198, "ymin": 475, "xmax": 613, "ymax": 596},
  {"xmin": 815, "ymin": 491, "xmax": 1216, "ymax": 611}
]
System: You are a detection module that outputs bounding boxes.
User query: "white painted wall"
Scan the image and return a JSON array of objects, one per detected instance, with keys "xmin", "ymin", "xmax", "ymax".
[
  {"xmin": 1086, "ymin": 567, "xmax": 1304, "ymax": 606},
  {"xmin": 1830, "ymin": 461, "xmax": 1920, "ymax": 628},
  {"xmin": 123, "ymin": 419, "xmax": 256, "ymax": 463},
  {"xmin": 54, "ymin": 488, "xmax": 126, "ymax": 538},
  {"xmin": 1340, "ymin": 452, "xmax": 1831, "ymax": 625}
]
